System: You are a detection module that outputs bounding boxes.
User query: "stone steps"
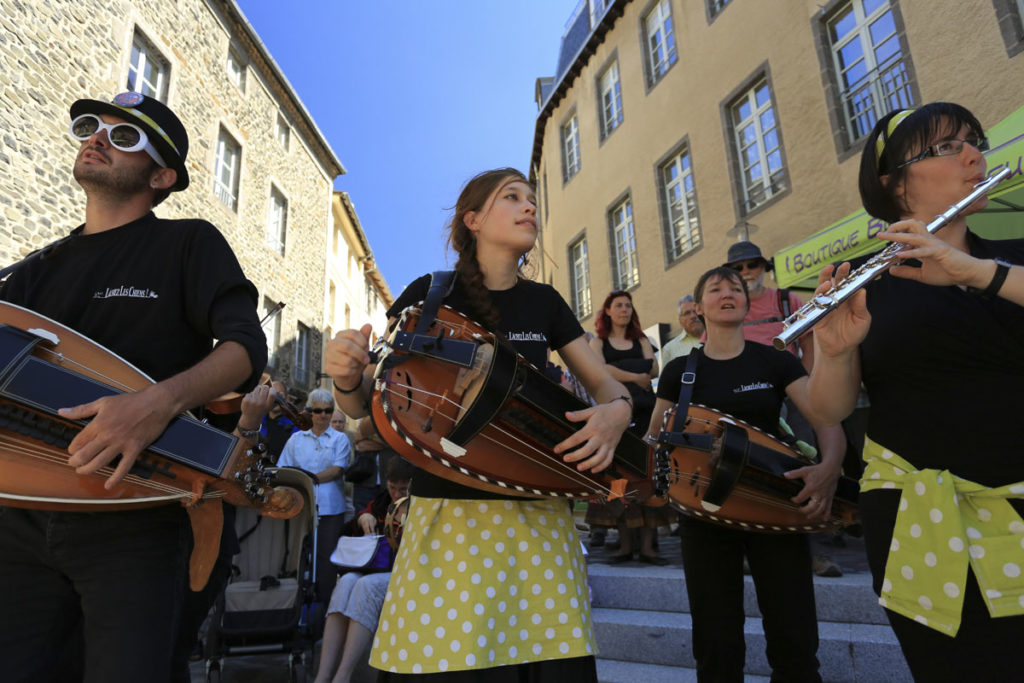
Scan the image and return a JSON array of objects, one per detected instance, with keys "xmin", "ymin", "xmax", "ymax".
[{"xmin": 588, "ymin": 564, "xmax": 912, "ymax": 682}]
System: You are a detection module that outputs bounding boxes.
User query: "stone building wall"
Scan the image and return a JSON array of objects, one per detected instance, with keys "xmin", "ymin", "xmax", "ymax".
[{"xmin": 0, "ymin": 0, "xmax": 345, "ymax": 393}]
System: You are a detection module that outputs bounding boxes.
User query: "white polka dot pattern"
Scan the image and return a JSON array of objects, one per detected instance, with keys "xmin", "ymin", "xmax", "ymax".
[
  {"xmin": 862, "ymin": 437, "xmax": 1024, "ymax": 635},
  {"xmin": 370, "ymin": 497, "xmax": 596, "ymax": 673}
]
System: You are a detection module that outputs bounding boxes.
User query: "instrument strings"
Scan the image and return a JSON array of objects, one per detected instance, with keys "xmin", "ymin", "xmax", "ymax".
[
  {"xmin": 379, "ymin": 379, "xmax": 626, "ymax": 499},
  {"xmin": 0, "ymin": 432, "xmax": 223, "ymax": 501},
  {"xmin": 36, "ymin": 346, "xmax": 140, "ymax": 395},
  {"xmin": 664, "ymin": 465, "xmax": 842, "ymax": 523}
]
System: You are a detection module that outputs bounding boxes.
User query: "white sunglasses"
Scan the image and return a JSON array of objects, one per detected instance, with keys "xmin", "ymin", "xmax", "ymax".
[{"xmin": 69, "ymin": 114, "xmax": 167, "ymax": 167}]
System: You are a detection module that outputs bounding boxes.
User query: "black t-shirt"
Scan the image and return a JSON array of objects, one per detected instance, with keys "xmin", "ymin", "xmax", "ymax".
[
  {"xmin": 0, "ymin": 212, "xmax": 266, "ymax": 389},
  {"xmin": 385, "ymin": 273, "xmax": 585, "ymax": 499},
  {"xmin": 656, "ymin": 342, "xmax": 806, "ymax": 437},
  {"xmin": 856, "ymin": 230, "xmax": 1024, "ymax": 486}
]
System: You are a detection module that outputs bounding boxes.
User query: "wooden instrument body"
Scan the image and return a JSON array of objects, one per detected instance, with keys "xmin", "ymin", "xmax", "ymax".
[
  {"xmin": 0, "ymin": 302, "xmax": 305, "ymax": 587},
  {"xmin": 371, "ymin": 305, "xmax": 659, "ymax": 503},
  {"xmin": 660, "ymin": 404, "xmax": 858, "ymax": 533}
]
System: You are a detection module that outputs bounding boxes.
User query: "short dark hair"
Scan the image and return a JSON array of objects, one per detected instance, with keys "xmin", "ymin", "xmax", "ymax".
[
  {"xmin": 859, "ymin": 102, "xmax": 984, "ymax": 223},
  {"xmin": 694, "ymin": 267, "xmax": 750, "ymax": 310},
  {"xmin": 385, "ymin": 456, "xmax": 416, "ymax": 483}
]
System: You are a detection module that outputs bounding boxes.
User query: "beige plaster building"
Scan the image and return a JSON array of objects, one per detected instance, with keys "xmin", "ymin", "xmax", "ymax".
[
  {"xmin": 530, "ymin": 0, "xmax": 1024, "ymax": 336},
  {"xmin": 0, "ymin": 0, "xmax": 393, "ymax": 397},
  {"xmin": 327, "ymin": 191, "xmax": 393, "ymax": 356}
]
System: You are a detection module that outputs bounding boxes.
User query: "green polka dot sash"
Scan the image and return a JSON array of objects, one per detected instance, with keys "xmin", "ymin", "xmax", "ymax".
[{"xmin": 862, "ymin": 438, "xmax": 1024, "ymax": 636}]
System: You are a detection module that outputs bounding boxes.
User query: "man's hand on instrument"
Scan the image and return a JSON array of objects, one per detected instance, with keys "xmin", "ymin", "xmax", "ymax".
[
  {"xmin": 555, "ymin": 398, "xmax": 632, "ymax": 473},
  {"xmin": 60, "ymin": 383, "xmax": 179, "ymax": 489},
  {"xmin": 325, "ymin": 324, "xmax": 373, "ymax": 395},
  {"xmin": 239, "ymin": 383, "xmax": 276, "ymax": 428},
  {"xmin": 784, "ymin": 460, "xmax": 841, "ymax": 522},
  {"xmin": 812, "ymin": 263, "xmax": 871, "ymax": 359},
  {"xmin": 882, "ymin": 219, "xmax": 991, "ymax": 288}
]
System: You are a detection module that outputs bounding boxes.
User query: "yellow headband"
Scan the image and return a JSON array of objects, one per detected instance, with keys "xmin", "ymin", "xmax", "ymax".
[
  {"xmin": 875, "ymin": 109, "xmax": 916, "ymax": 171},
  {"xmin": 112, "ymin": 104, "xmax": 180, "ymax": 155}
]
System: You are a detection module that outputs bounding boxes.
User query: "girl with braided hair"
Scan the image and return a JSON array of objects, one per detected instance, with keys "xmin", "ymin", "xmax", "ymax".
[{"xmin": 324, "ymin": 168, "xmax": 633, "ymax": 681}]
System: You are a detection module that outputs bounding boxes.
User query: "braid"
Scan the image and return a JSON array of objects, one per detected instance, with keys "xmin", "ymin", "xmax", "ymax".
[
  {"xmin": 453, "ymin": 238, "xmax": 501, "ymax": 329},
  {"xmin": 445, "ymin": 167, "xmax": 531, "ymax": 332}
]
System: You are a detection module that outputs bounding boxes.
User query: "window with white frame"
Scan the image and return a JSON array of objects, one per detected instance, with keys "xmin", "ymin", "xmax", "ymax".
[
  {"xmin": 276, "ymin": 114, "xmax": 291, "ymax": 150},
  {"xmin": 263, "ymin": 297, "xmax": 281, "ymax": 368},
  {"xmin": 598, "ymin": 60, "xmax": 623, "ymax": 138},
  {"xmin": 660, "ymin": 146, "xmax": 701, "ymax": 262},
  {"xmin": 827, "ymin": 0, "xmax": 913, "ymax": 145},
  {"xmin": 295, "ymin": 323, "xmax": 309, "ymax": 385},
  {"xmin": 267, "ymin": 186, "xmax": 287, "ymax": 255},
  {"xmin": 561, "ymin": 114, "xmax": 581, "ymax": 181},
  {"xmin": 568, "ymin": 237, "xmax": 592, "ymax": 319},
  {"xmin": 609, "ymin": 198, "xmax": 639, "ymax": 290},
  {"xmin": 226, "ymin": 47, "xmax": 246, "ymax": 92},
  {"xmin": 730, "ymin": 81, "xmax": 786, "ymax": 213},
  {"xmin": 213, "ymin": 127, "xmax": 241, "ymax": 211},
  {"xmin": 127, "ymin": 30, "xmax": 169, "ymax": 101},
  {"xmin": 644, "ymin": 0, "xmax": 677, "ymax": 85}
]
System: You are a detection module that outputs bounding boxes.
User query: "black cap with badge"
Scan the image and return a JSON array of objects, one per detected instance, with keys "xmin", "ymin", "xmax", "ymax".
[{"xmin": 70, "ymin": 91, "xmax": 190, "ymax": 191}]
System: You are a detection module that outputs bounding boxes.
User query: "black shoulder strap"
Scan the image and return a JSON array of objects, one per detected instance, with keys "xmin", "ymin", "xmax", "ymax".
[
  {"xmin": 0, "ymin": 234, "xmax": 74, "ymax": 285},
  {"xmin": 669, "ymin": 348, "xmax": 700, "ymax": 433},
  {"xmin": 412, "ymin": 270, "xmax": 456, "ymax": 336},
  {"xmin": 777, "ymin": 288, "xmax": 790, "ymax": 318}
]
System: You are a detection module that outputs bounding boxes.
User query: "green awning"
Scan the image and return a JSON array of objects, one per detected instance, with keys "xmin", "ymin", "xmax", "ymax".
[{"xmin": 774, "ymin": 104, "xmax": 1024, "ymax": 289}]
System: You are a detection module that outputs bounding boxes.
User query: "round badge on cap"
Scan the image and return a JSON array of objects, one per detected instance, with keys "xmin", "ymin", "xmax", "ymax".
[{"xmin": 113, "ymin": 91, "xmax": 145, "ymax": 107}]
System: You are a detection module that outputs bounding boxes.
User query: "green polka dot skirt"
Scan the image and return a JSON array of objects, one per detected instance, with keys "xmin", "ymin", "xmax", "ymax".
[{"xmin": 370, "ymin": 496, "xmax": 596, "ymax": 674}]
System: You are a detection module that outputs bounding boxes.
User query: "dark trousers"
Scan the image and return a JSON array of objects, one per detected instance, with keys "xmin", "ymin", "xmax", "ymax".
[
  {"xmin": 862, "ymin": 490, "xmax": 1024, "ymax": 681},
  {"xmin": 316, "ymin": 513, "xmax": 346, "ymax": 601},
  {"xmin": 679, "ymin": 518, "xmax": 821, "ymax": 683},
  {"xmin": 376, "ymin": 654, "xmax": 597, "ymax": 682},
  {"xmin": 0, "ymin": 505, "xmax": 190, "ymax": 683}
]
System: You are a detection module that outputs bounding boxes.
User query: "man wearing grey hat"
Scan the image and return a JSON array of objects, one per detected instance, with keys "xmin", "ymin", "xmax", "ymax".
[{"xmin": 0, "ymin": 92, "xmax": 266, "ymax": 682}]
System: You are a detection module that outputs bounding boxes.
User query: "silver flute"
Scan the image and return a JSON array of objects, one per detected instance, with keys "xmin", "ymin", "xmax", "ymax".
[{"xmin": 772, "ymin": 166, "xmax": 1012, "ymax": 350}]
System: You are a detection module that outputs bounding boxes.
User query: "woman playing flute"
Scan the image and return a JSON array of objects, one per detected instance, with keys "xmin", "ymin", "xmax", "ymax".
[{"xmin": 807, "ymin": 102, "xmax": 1024, "ymax": 679}]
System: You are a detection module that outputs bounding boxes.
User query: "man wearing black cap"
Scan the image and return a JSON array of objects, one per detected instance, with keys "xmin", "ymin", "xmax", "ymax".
[{"xmin": 0, "ymin": 92, "xmax": 266, "ymax": 682}]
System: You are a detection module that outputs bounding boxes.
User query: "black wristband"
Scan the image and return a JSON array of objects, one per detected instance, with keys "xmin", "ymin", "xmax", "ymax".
[
  {"xmin": 333, "ymin": 379, "xmax": 363, "ymax": 395},
  {"xmin": 968, "ymin": 258, "xmax": 1011, "ymax": 299}
]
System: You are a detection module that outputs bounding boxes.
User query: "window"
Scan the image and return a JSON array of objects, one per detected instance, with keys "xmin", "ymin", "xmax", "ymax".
[
  {"xmin": 609, "ymin": 198, "xmax": 639, "ymax": 290},
  {"xmin": 730, "ymin": 81, "xmax": 786, "ymax": 213},
  {"xmin": 660, "ymin": 146, "xmax": 702, "ymax": 262},
  {"xmin": 827, "ymin": 0, "xmax": 913, "ymax": 145},
  {"xmin": 644, "ymin": 0, "xmax": 677, "ymax": 85},
  {"xmin": 561, "ymin": 114, "xmax": 581, "ymax": 181},
  {"xmin": 329, "ymin": 281, "xmax": 337, "ymax": 326},
  {"xmin": 267, "ymin": 186, "xmax": 287, "ymax": 255},
  {"xmin": 276, "ymin": 114, "xmax": 291, "ymax": 150},
  {"xmin": 295, "ymin": 323, "xmax": 309, "ymax": 385},
  {"xmin": 707, "ymin": 0, "xmax": 732, "ymax": 20},
  {"xmin": 598, "ymin": 60, "xmax": 623, "ymax": 138},
  {"xmin": 263, "ymin": 297, "xmax": 281, "ymax": 368},
  {"xmin": 366, "ymin": 285, "xmax": 379, "ymax": 318},
  {"xmin": 214, "ymin": 127, "xmax": 241, "ymax": 211},
  {"xmin": 127, "ymin": 30, "xmax": 169, "ymax": 101},
  {"xmin": 226, "ymin": 47, "xmax": 246, "ymax": 92},
  {"xmin": 568, "ymin": 237, "xmax": 591, "ymax": 319},
  {"xmin": 992, "ymin": 0, "xmax": 1024, "ymax": 58}
]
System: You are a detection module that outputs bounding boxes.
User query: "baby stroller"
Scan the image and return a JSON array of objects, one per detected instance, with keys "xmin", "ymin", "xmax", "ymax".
[{"xmin": 203, "ymin": 467, "xmax": 320, "ymax": 682}]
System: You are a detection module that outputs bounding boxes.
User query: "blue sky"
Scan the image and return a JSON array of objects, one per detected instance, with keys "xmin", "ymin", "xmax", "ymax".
[{"xmin": 236, "ymin": 1, "xmax": 579, "ymax": 298}]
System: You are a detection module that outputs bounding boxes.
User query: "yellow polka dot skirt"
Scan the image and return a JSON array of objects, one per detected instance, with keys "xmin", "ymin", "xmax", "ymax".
[{"xmin": 370, "ymin": 496, "xmax": 596, "ymax": 674}]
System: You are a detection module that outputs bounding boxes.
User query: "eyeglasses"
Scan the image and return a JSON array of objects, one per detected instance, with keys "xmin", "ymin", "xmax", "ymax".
[
  {"xmin": 728, "ymin": 260, "xmax": 764, "ymax": 272},
  {"xmin": 310, "ymin": 408, "xmax": 333, "ymax": 415},
  {"xmin": 897, "ymin": 136, "xmax": 989, "ymax": 169},
  {"xmin": 69, "ymin": 114, "xmax": 167, "ymax": 167}
]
